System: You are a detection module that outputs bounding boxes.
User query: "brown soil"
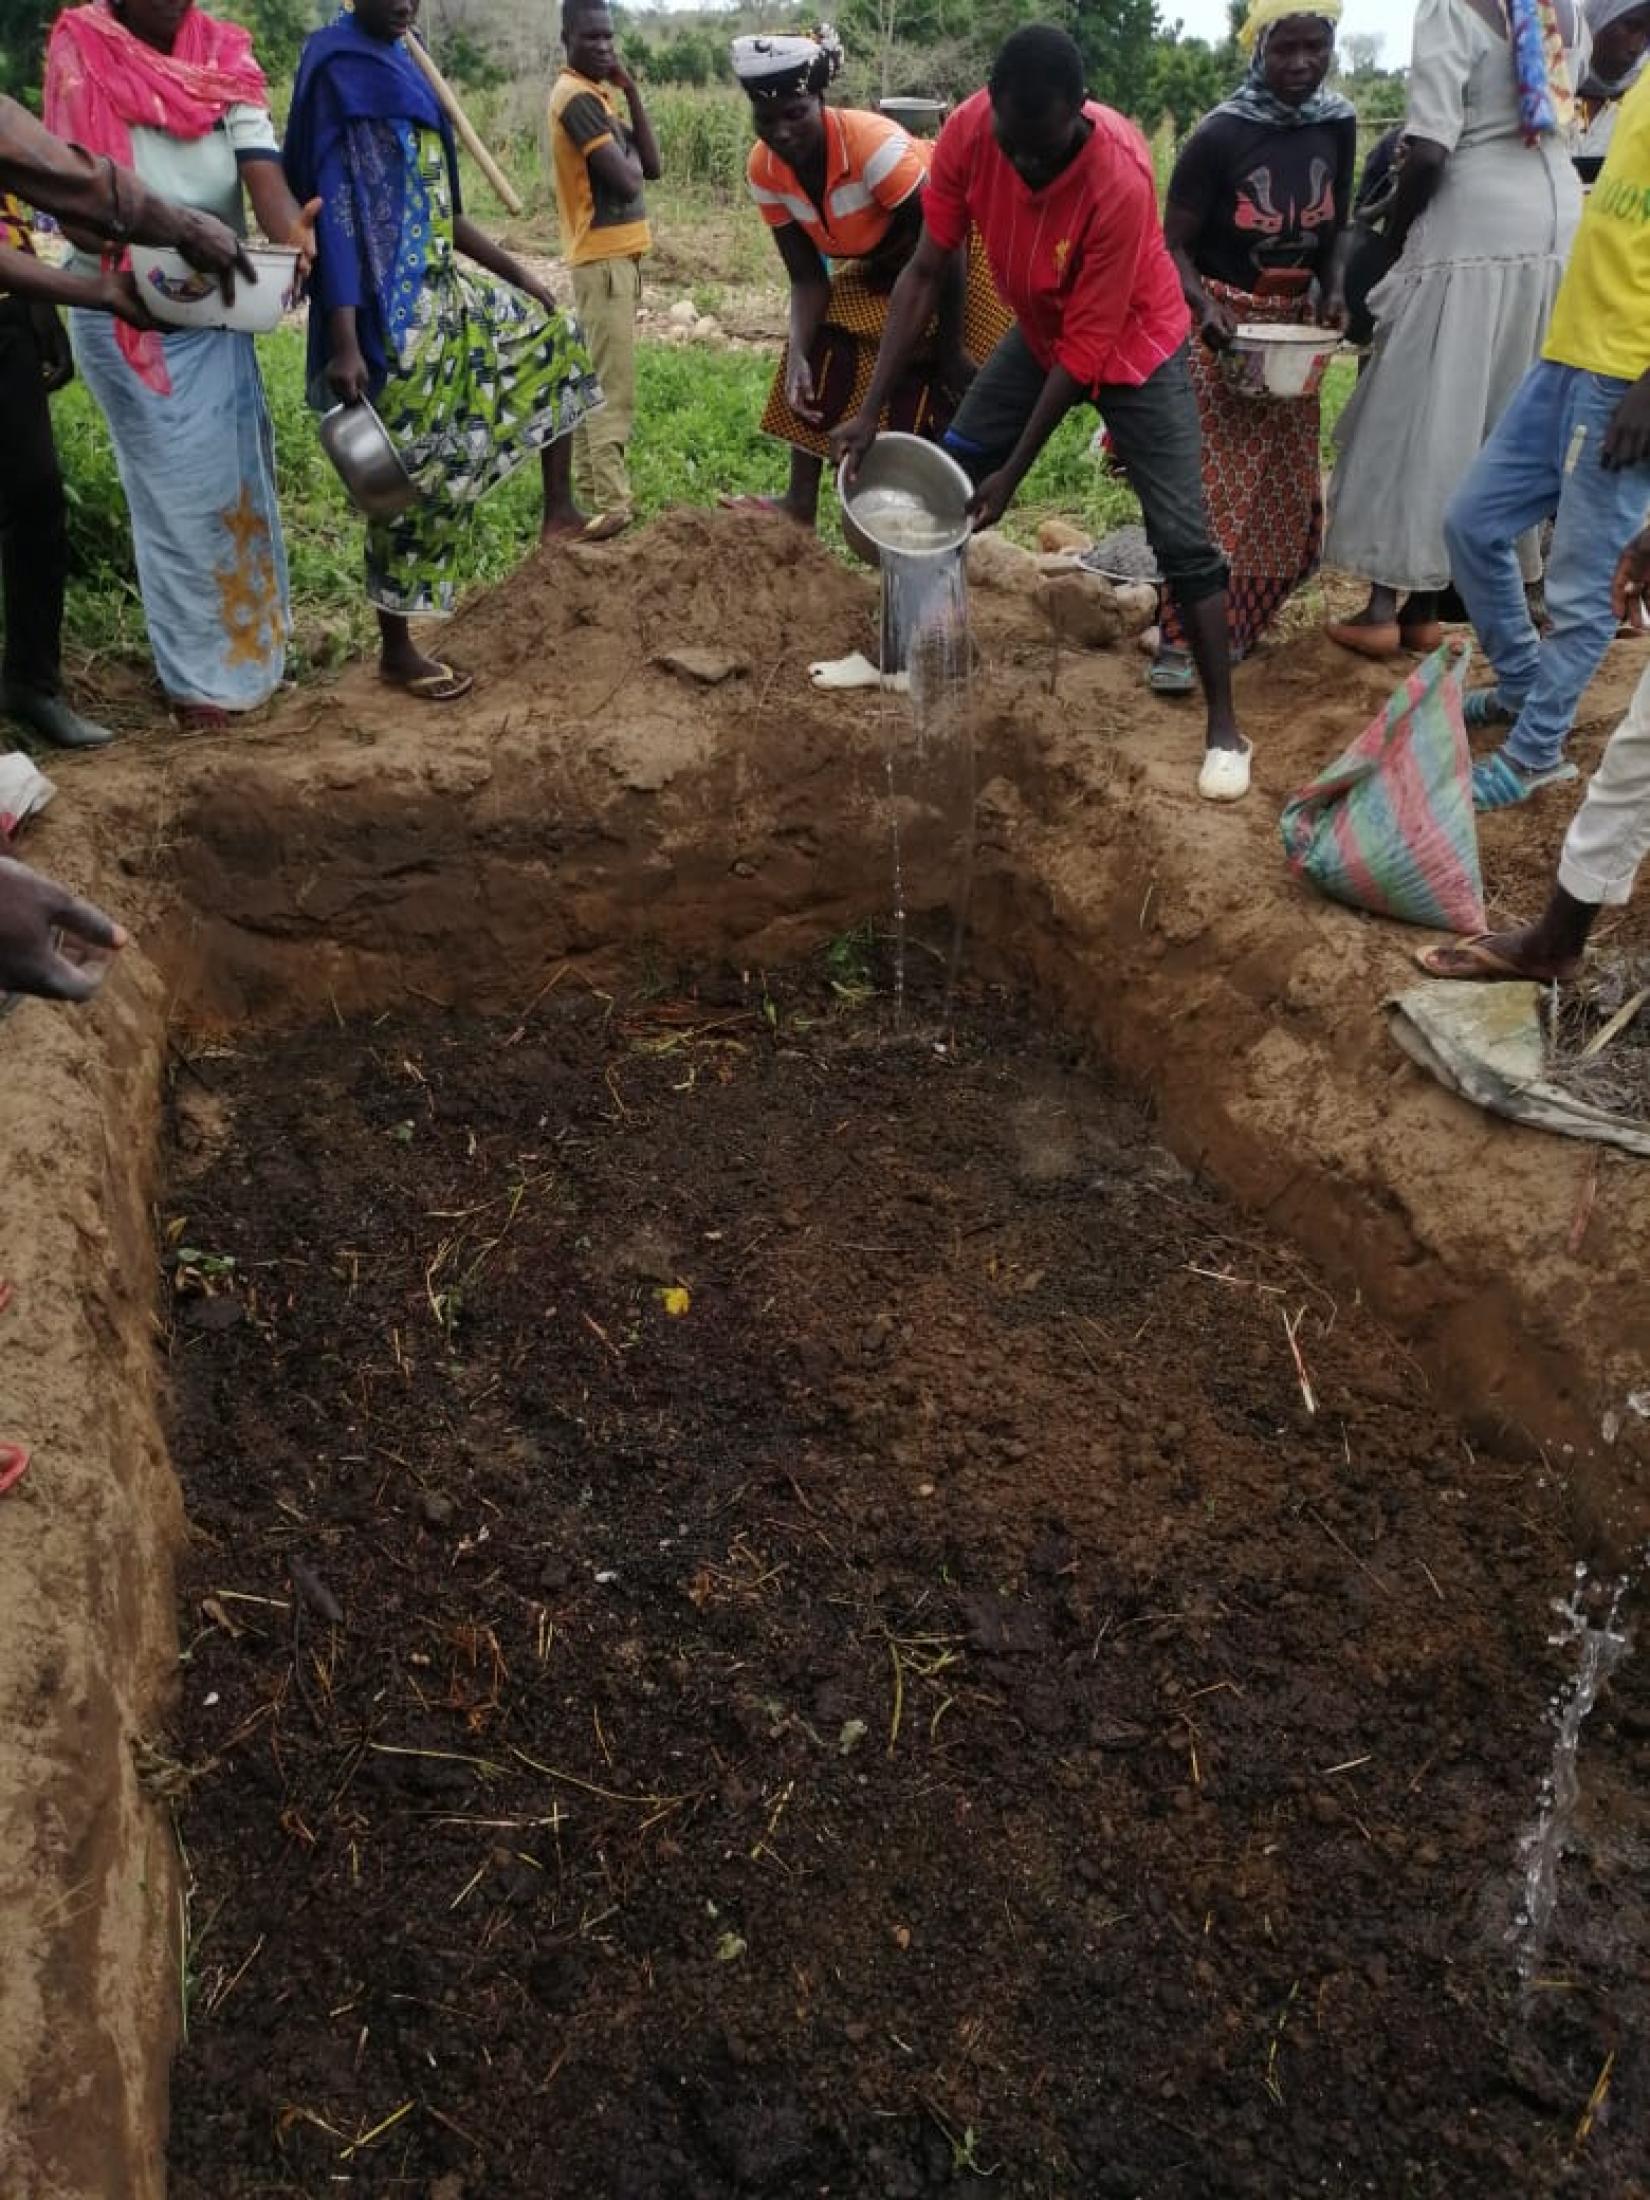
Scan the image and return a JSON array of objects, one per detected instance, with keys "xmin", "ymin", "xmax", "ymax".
[
  {"xmin": 159, "ymin": 958, "xmax": 1647, "ymax": 2196},
  {"xmin": 5, "ymin": 509, "xmax": 1650, "ymax": 2196}
]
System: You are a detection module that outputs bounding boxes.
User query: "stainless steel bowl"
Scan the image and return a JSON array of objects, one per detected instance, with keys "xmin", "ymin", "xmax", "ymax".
[
  {"xmin": 319, "ymin": 399, "xmax": 418, "ymax": 519},
  {"xmin": 836, "ymin": 431, "xmax": 973, "ymax": 569}
]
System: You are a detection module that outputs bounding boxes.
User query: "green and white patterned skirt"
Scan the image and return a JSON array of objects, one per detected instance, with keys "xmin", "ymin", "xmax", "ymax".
[{"xmin": 367, "ymin": 133, "xmax": 602, "ymax": 617}]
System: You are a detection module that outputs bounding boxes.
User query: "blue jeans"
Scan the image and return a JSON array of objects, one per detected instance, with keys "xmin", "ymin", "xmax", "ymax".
[{"xmin": 1443, "ymin": 360, "xmax": 1650, "ymax": 774}]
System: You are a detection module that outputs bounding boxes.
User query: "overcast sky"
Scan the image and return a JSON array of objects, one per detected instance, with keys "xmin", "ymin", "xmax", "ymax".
[
  {"xmin": 653, "ymin": 0, "xmax": 1419, "ymax": 71},
  {"xmin": 1159, "ymin": 0, "xmax": 1415, "ymax": 63}
]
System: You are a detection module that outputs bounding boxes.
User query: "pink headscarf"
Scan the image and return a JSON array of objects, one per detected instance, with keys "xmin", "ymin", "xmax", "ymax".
[{"xmin": 44, "ymin": 1, "xmax": 269, "ymax": 388}]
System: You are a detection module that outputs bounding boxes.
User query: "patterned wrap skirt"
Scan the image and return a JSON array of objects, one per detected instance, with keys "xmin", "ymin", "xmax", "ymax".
[
  {"xmin": 758, "ymin": 233, "xmax": 1013, "ymax": 459},
  {"xmin": 367, "ymin": 131, "xmax": 602, "ymax": 617},
  {"xmin": 1161, "ymin": 281, "xmax": 1324, "ymax": 658}
]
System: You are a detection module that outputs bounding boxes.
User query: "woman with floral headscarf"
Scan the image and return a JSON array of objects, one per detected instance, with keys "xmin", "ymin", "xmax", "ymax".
[
  {"xmin": 1322, "ymin": 0, "xmax": 1587, "ymax": 657},
  {"xmin": 1151, "ymin": 0, "xmax": 1356, "ymax": 690},
  {"xmin": 721, "ymin": 24, "xmax": 1010, "ymax": 531}
]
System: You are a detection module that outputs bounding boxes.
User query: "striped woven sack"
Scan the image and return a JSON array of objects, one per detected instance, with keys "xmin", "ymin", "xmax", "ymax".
[{"xmin": 1278, "ymin": 642, "xmax": 1487, "ymax": 934}]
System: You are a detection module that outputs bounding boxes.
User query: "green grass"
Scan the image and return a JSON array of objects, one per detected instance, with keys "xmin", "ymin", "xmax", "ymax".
[{"xmin": 51, "ymin": 329, "xmax": 1362, "ymax": 679}]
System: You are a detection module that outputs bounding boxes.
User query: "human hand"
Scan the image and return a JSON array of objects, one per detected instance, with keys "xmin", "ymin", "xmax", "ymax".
[
  {"xmin": 966, "ymin": 468, "xmax": 1016, "ymax": 531},
  {"xmin": 327, "ymin": 337, "xmax": 370, "ymax": 404},
  {"xmin": 1603, "ymin": 375, "xmax": 1650, "ymax": 472},
  {"xmin": 938, "ymin": 346, "xmax": 976, "ymax": 407},
  {"xmin": 829, "ymin": 410, "xmax": 877, "ymax": 483},
  {"xmin": 288, "ymin": 196, "xmax": 322, "ymax": 287},
  {"xmin": 1612, "ymin": 527, "xmax": 1650, "ymax": 628},
  {"xmin": 784, "ymin": 350, "xmax": 821, "ymax": 423},
  {"xmin": 609, "ymin": 59, "xmax": 635, "ymax": 91},
  {"xmin": 170, "ymin": 205, "xmax": 255, "ymax": 303},
  {"xmin": 98, "ymin": 267, "xmax": 159, "ymax": 332},
  {"xmin": 1315, "ymin": 286, "xmax": 1348, "ymax": 332},
  {"xmin": 1197, "ymin": 294, "xmax": 1237, "ymax": 351},
  {"xmin": 520, "ymin": 275, "xmax": 559, "ymax": 319},
  {"xmin": 0, "ymin": 857, "xmax": 126, "ymax": 1002}
]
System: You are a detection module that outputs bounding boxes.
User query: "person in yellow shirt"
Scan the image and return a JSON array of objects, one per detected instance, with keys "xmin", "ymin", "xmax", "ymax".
[
  {"xmin": 1443, "ymin": 62, "xmax": 1650, "ymax": 809},
  {"xmin": 549, "ymin": 0, "xmax": 659, "ymax": 537}
]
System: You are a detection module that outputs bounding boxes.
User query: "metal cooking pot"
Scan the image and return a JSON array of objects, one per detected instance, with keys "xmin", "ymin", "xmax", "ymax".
[
  {"xmin": 836, "ymin": 432, "xmax": 973, "ymax": 570},
  {"xmin": 319, "ymin": 398, "xmax": 418, "ymax": 519}
]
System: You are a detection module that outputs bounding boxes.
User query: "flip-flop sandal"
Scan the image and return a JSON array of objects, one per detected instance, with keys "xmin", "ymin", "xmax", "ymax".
[
  {"xmin": 1414, "ymin": 934, "xmax": 1575, "ymax": 982},
  {"xmin": 1472, "ymin": 752, "xmax": 1578, "ymax": 812},
  {"xmin": 1147, "ymin": 648, "xmax": 1197, "ymax": 696},
  {"xmin": 578, "ymin": 511, "xmax": 629, "ymax": 544},
  {"xmin": 384, "ymin": 662, "xmax": 475, "ymax": 704},
  {"xmin": 0, "ymin": 1443, "xmax": 30, "ymax": 1497},
  {"xmin": 718, "ymin": 494, "xmax": 789, "ymax": 518},
  {"xmin": 171, "ymin": 703, "xmax": 231, "ymax": 733},
  {"xmin": 1326, "ymin": 619, "xmax": 1401, "ymax": 659}
]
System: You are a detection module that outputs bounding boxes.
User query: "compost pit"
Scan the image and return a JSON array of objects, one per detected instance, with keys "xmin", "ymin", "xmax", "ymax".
[
  {"xmin": 6, "ymin": 512, "xmax": 1650, "ymax": 2197},
  {"xmin": 160, "ymin": 956, "xmax": 1649, "ymax": 2196}
]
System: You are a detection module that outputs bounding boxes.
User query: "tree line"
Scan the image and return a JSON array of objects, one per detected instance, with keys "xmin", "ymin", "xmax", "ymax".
[{"xmin": 0, "ymin": 0, "xmax": 1407, "ymax": 136}]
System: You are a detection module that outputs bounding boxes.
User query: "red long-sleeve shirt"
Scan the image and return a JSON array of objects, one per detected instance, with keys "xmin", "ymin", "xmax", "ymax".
[{"xmin": 922, "ymin": 90, "xmax": 1188, "ymax": 390}]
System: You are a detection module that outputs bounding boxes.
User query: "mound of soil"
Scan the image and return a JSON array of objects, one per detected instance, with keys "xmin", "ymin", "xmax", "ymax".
[
  {"xmin": 159, "ymin": 953, "xmax": 1648, "ymax": 2197},
  {"xmin": 439, "ymin": 506, "xmax": 878, "ymax": 703}
]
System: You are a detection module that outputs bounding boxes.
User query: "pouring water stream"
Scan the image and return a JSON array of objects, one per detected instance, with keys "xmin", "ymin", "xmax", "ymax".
[{"xmin": 866, "ymin": 497, "xmax": 975, "ymax": 1023}]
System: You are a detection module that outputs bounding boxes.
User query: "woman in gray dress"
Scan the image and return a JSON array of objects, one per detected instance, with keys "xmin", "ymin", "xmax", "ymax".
[{"xmin": 1323, "ymin": 0, "xmax": 1586, "ymax": 656}]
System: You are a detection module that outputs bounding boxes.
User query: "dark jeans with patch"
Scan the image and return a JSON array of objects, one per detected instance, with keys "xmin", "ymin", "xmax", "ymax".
[
  {"xmin": 944, "ymin": 330, "xmax": 1227, "ymax": 608},
  {"xmin": 0, "ymin": 295, "xmax": 69, "ymax": 696}
]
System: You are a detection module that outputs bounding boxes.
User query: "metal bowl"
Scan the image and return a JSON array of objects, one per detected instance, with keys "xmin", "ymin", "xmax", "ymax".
[
  {"xmin": 319, "ymin": 399, "xmax": 418, "ymax": 519},
  {"xmin": 875, "ymin": 95, "xmax": 949, "ymax": 135},
  {"xmin": 836, "ymin": 432, "xmax": 973, "ymax": 570}
]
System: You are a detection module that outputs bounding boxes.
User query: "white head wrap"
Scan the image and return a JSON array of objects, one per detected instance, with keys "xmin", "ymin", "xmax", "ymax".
[{"xmin": 730, "ymin": 25, "xmax": 845, "ymax": 99}]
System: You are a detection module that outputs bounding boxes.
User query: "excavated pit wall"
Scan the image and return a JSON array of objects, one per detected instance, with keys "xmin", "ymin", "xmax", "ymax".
[{"xmin": 3, "ymin": 512, "xmax": 1648, "ymax": 2196}]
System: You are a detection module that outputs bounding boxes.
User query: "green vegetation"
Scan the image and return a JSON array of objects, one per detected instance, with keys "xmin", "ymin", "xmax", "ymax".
[{"xmin": 50, "ymin": 320, "xmax": 1358, "ymax": 680}]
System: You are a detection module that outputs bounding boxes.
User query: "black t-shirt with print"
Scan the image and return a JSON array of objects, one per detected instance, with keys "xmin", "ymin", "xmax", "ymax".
[{"xmin": 1167, "ymin": 110, "xmax": 1357, "ymax": 293}]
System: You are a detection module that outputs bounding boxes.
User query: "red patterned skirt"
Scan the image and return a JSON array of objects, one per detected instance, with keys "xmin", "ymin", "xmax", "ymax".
[{"xmin": 1161, "ymin": 281, "xmax": 1325, "ymax": 659}]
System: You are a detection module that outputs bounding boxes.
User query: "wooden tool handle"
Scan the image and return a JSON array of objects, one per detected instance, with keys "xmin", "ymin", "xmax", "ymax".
[{"xmin": 406, "ymin": 34, "xmax": 525, "ymax": 219}]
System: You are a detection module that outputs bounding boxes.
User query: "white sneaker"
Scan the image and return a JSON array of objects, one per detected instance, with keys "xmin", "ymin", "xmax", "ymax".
[
  {"xmin": 808, "ymin": 651, "xmax": 909, "ymax": 694},
  {"xmin": 1198, "ymin": 738, "xmax": 1252, "ymax": 803}
]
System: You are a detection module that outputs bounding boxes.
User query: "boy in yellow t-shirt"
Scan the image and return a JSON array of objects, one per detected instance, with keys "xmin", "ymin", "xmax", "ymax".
[
  {"xmin": 1443, "ymin": 62, "xmax": 1650, "ymax": 812},
  {"xmin": 549, "ymin": 0, "xmax": 659, "ymax": 533}
]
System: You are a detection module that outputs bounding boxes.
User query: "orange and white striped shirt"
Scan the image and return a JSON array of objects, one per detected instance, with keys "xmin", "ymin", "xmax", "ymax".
[{"xmin": 747, "ymin": 106, "xmax": 927, "ymax": 260}]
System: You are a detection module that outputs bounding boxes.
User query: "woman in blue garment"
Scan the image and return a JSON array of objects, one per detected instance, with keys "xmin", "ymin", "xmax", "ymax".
[{"xmin": 285, "ymin": 0, "xmax": 602, "ymax": 700}]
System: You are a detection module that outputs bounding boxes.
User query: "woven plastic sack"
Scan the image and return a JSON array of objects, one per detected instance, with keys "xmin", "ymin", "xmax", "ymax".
[{"xmin": 1278, "ymin": 642, "xmax": 1487, "ymax": 934}]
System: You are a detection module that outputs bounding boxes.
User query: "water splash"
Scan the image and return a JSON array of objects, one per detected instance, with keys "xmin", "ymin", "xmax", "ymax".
[
  {"xmin": 1510, "ymin": 1562, "xmax": 1633, "ymax": 1975},
  {"xmin": 877, "ymin": 544, "xmax": 974, "ymax": 1022}
]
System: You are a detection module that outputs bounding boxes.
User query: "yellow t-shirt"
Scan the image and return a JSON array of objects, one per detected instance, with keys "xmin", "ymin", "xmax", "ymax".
[
  {"xmin": 548, "ymin": 69, "xmax": 651, "ymax": 266},
  {"xmin": 1544, "ymin": 66, "xmax": 1650, "ymax": 380}
]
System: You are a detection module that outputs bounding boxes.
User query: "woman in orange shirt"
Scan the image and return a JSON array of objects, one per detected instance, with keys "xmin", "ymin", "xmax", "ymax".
[{"xmin": 724, "ymin": 26, "xmax": 1009, "ymax": 530}]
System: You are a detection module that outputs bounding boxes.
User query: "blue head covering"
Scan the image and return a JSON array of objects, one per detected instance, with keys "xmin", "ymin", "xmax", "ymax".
[{"xmin": 284, "ymin": 11, "xmax": 461, "ymax": 400}]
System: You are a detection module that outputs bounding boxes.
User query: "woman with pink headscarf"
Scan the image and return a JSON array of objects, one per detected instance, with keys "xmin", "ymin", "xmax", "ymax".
[{"xmin": 44, "ymin": 0, "xmax": 316, "ymax": 727}]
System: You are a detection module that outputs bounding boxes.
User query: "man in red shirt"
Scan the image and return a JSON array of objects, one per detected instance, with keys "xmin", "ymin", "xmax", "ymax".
[{"xmin": 835, "ymin": 26, "xmax": 1250, "ymax": 801}]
